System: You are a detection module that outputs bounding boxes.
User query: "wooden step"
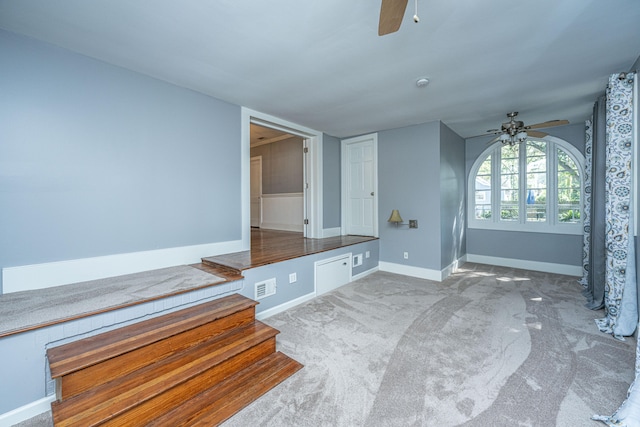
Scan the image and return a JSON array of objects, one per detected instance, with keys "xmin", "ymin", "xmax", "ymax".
[
  {"xmin": 48, "ymin": 294, "xmax": 257, "ymax": 398},
  {"xmin": 59, "ymin": 304, "xmax": 257, "ymax": 400},
  {"xmin": 51, "ymin": 321, "xmax": 279, "ymax": 427},
  {"xmin": 190, "ymin": 262, "xmax": 244, "ymax": 282},
  {"xmin": 47, "ymin": 292, "xmax": 303, "ymax": 427},
  {"xmin": 147, "ymin": 351, "xmax": 303, "ymax": 427}
]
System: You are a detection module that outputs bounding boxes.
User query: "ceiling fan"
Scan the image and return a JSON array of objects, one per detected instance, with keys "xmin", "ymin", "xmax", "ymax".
[
  {"xmin": 379, "ymin": 0, "xmax": 418, "ymax": 36},
  {"xmin": 483, "ymin": 112, "xmax": 569, "ymax": 146}
]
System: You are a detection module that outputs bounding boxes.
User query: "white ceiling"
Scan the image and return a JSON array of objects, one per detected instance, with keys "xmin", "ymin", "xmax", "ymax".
[{"xmin": 1, "ymin": 0, "xmax": 639, "ymax": 138}]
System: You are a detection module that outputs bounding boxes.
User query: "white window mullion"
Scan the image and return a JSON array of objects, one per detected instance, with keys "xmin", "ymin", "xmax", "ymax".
[
  {"xmin": 519, "ymin": 142, "xmax": 527, "ymax": 225},
  {"xmin": 548, "ymin": 142, "xmax": 558, "ymax": 226},
  {"xmin": 493, "ymin": 145, "xmax": 501, "ymax": 224}
]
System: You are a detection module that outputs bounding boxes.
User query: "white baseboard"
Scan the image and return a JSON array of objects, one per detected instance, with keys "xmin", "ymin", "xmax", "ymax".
[
  {"xmin": 466, "ymin": 254, "xmax": 582, "ymax": 276},
  {"xmin": 352, "ymin": 266, "xmax": 379, "ymax": 281},
  {"xmin": 257, "ymin": 264, "xmax": 379, "ymax": 320},
  {"xmin": 379, "ymin": 262, "xmax": 443, "ymax": 281},
  {"xmin": 441, "ymin": 255, "xmax": 467, "ymax": 281},
  {"xmin": 0, "ymin": 395, "xmax": 55, "ymax": 426},
  {"xmin": 260, "ymin": 222, "xmax": 304, "ymax": 232},
  {"xmin": 2, "ymin": 239, "xmax": 244, "ymax": 294},
  {"xmin": 379, "ymin": 257, "xmax": 466, "ymax": 282},
  {"xmin": 256, "ymin": 292, "xmax": 316, "ymax": 320},
  {"xmin": 322, "ymin": 227, "xmax": 342, "ymax": 238}
]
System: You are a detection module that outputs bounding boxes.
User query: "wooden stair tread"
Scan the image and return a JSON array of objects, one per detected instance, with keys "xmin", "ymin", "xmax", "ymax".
[
  {"xmin": 147, "ymin": 351, "xmax": 303, "ymax": 427},
  {"xmin": 51, "ymin": 321, "xmax": 279, "ymax": 427},
  {"xmin": 190, "ymin": 262, "xmax": 244, "ymax": 281},
  {"xmin": 57, "ymin": 304, "xmax": 257, "ymax": 400},
  {"xmin": 97, "ymin": 340, "xmax": 280, "ymax": 427},
  {"xmin": 48, "ymin": 293, "xmax": 257, "ymax": 378},
  {"xmin": 48, "ymin": 292, "xmax": 303, "ymax": 427}
]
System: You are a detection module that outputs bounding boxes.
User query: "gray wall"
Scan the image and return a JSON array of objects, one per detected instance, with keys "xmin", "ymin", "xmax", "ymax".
[
  {"xmin": 0, "ymin": 30, "xmax": 242, "ymax": 293},
  {"xmin": 466, "ymin": 229, "xmax": 582, "ymax": 266},
  {"xmin": 630, "ymin": 55, "xmax": 640, "ymax": 72},
  {"xmin": 378, "ymin": 121, "xmax": 443, "ymax": 270},
  {"xmin": 250, "ymin": 137, "xmax": 303, "ymax": 194},
  {"xmin": 439, "ymin": 122, "xmax": 466, "ymax": 269},
  {"xmin": 322, "ymin": 134, "xmax": 341, "ymax": 229},
  {"xmin": 238, "ymin": 240, "xmax": 379, "ymax": 314},
  {"xmin": 464, "ymin": 123, "xmax": 586, "ymax": 266}
]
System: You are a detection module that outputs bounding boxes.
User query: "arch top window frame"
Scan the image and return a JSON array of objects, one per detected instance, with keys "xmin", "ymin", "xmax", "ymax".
[{"xmin": 468, "ymin": 135, "xmax": 584, "ymax": 235}]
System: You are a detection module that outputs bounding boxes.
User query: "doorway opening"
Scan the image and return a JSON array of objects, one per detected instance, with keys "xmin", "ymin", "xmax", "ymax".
[
  {"xmin": 250, "ymin": 123, "xmax": 304, "ymax": 232},
  {"xmin": 241, "ymin": 108, "xmax": 323, "ymax": 251}
]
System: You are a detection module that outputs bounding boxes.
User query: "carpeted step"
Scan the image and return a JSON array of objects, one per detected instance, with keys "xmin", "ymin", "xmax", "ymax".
[
  {"xmin": 48, "ymin": 293, "xmax": 257, "ymax": 399},
  {"xmin": 51, "ymin": 321, "xmax": 279, "ymax": 427},
  {"xmin": 146, "ymin": 351, "xmax": 303, "ymax": 427}
]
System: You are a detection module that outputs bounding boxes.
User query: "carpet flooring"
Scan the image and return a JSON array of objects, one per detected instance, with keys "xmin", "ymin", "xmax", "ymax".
[
  {"xmin": 222, "ymin": 263, "xmax": 636, "ymax": 427},
  {"xmin": 0, "ymin": 265, "xmax": 225, "ymax": 336},
  {"xmin": 15, "ymin": 263, "xmax": 636, "ymax": 426}
]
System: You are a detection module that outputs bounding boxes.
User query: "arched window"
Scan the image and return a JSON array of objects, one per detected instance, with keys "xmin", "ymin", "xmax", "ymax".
[{"xmin": 468, "ymin": 136, "xmax": 584, "ymax": 234}]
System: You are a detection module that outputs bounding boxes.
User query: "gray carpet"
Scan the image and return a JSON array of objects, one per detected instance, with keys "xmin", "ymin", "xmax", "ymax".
[
  {"xmin": 222, "ymin": 263, "xmax": 635, "ymax": 427},
  {"xmin": 0, "ymin": 265, "xmax": 225, "ymax": 336},
  {"xmin": 15, "ymin": 263, "xmax": 636, "ymax": 426}
]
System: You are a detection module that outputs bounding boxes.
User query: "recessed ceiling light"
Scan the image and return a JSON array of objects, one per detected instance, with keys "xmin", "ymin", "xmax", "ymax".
[{"xmin": 416, "ymin": 78, "xmax": 430, "ymax": 88}]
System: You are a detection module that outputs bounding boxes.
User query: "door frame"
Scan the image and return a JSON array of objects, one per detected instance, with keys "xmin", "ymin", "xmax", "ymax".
[
  {"xmin": 341, "ymin": 132, "xmax": 379, "ymax": 237},
  {"xmin": 250, "ymin": 156, "xmax": 262, "ymax": 228},
  {"xmin": 241, "ymin": 108, "xmax": 323, "ymax": 249}
]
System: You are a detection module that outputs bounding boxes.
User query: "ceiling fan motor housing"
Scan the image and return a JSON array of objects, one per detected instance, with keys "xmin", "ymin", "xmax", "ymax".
[{"xmin": 502, "ymin": 120, "xmax": 524, "ymax": 135}]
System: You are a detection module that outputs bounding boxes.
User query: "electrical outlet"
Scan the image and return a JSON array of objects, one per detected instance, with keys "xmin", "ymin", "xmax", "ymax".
[
  {"xmin": 289, "ymin": 273, "xmax": 297, "ymax": 283},
  {"xmin": 403, "ymin": 252, "xmax": 409, "ymax": 259}
]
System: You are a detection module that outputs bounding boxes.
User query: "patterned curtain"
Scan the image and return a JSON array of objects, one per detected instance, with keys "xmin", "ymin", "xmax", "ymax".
[
  {"xmin": 593, "ymin": 72, "xmax": 638, "ymax": 426},
  {"xmin": 595, "ymin": 72, "xmax": 637, "ymax": 339}
]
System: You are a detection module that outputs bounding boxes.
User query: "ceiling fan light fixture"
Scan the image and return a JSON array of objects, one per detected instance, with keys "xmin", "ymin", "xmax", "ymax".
[
  {"xmin": 481, "ymin": 112, "xmax": 568, "ymax": 145},
  {"xmin": 517, "ymin": 131, "xmax": 528, "ymax": 142}
]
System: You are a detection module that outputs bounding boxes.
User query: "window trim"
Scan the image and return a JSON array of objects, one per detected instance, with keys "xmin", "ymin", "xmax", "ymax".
[{"xmin": 468, "ymin": 135, "xmax": 584, "ymax": 235}]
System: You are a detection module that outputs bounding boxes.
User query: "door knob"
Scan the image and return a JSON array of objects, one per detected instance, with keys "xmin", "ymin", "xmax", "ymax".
[{"xmin": 371, "ymin": 192, "xmax": 375, "ymax": 196}]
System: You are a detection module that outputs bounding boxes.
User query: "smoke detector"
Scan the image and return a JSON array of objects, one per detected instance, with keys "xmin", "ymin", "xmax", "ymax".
[{"xmin": 416, "ymin": 78, "xmax": 430, "ymax": 88}]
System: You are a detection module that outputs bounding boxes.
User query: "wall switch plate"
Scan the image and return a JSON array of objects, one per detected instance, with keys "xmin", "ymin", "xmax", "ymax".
[
  {"xmin": 289, "ymin": 273, "xmax": 297, "ymax": 283},
  {"xmin": 403, "ymin": 252, "xmax": 409, "ymax": 259}
]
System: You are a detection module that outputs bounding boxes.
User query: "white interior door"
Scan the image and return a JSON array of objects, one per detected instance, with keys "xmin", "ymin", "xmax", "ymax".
[
  {"xmin": 341, "ymin": 133, "xmax": 378, "ymax": 237},
  {"xmin": 250, "ymin": 156, "xmax": 262, "ymax": 228}
]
